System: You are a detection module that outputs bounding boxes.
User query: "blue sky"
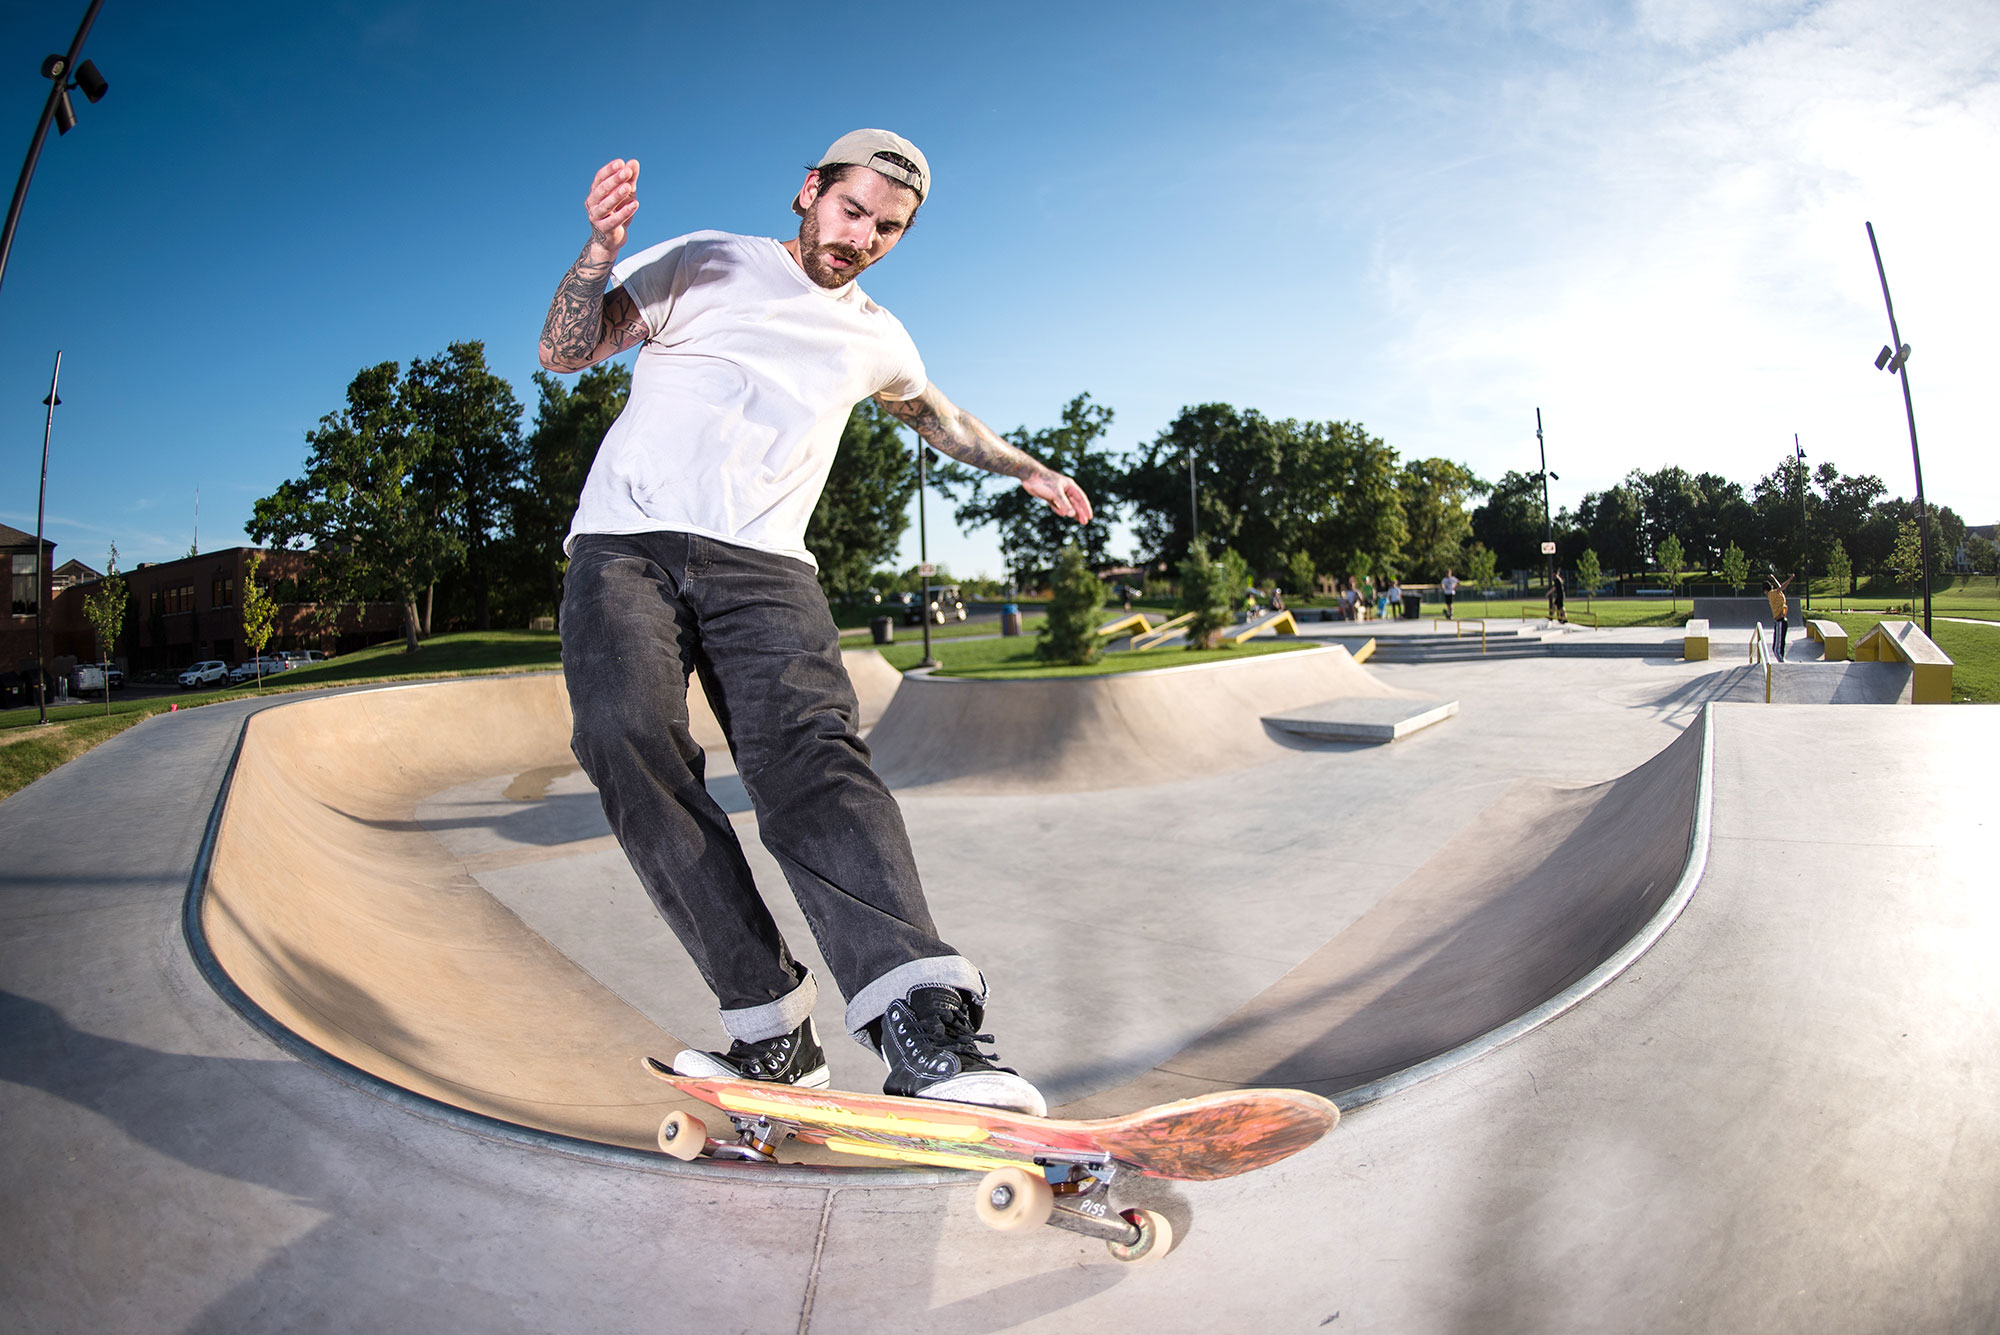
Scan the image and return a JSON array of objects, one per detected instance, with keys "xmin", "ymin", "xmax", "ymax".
[{"xmin": 2, "ymin": 0, "xmax": 1994, "ymax": 581}]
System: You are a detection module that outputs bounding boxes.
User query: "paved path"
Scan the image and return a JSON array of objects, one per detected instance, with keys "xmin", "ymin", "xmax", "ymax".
[{"xmin": 3, "ymin": 661, "xmax": 1994, "ymax": 1332}]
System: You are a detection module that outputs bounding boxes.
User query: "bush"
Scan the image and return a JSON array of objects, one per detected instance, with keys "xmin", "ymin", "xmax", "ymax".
[
  {"xmin": 1180, "ymin": 546, "xmax": 1249, "ymax": 649},
  {"xmin": 1037, "ymin": 542, "xmax": 1104, "ymax": 665}
]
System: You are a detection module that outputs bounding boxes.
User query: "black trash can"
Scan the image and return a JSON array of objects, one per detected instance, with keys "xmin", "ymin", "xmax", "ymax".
[
  {"xmin": 869, "ymin": 616, "xmax": 894, "ymax": 645},
  {"xmin": 1000, "ymin": 603, "xmax": 1023, "ymax": 637},
  {"xmin": 1403, "ymin": 591, "xmax": 1422, "ymax": 620}
]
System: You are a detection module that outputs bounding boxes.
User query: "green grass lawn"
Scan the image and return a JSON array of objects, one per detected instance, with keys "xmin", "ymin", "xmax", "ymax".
[
  {"xmin": 0, "ymin": 630, "xmax": 566, "ymax": 802},
  {"xmin": 878, "ymin": 633, "xmax": 1312, "ymax": 679}
]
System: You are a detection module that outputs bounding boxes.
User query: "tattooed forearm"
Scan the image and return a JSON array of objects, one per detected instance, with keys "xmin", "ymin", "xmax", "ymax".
[
  {"xmin": 880, "ymin": 391, "xmax": 1039, "ymax": 478},
  {"xmin": 539, "ymin": 244, "xmax": 648, "ymax": 372}
]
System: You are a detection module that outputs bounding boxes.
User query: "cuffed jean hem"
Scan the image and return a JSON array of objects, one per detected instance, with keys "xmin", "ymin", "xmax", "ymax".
[
  {"xmin": 719, "ymin": 968, "xmax": 820, "ymax": 1045},
  {"xmin": 844, "ymin": 955, "xmax": 987, "ymax": 1047}
]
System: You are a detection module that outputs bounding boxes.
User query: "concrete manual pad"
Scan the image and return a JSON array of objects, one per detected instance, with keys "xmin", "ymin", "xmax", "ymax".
[{"xmin": 1263, "ymin": 695, "xmax": 1459, "ymax": 743}]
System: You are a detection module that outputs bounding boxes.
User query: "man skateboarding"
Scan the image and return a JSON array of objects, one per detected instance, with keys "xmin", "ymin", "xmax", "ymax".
[{"xmin": 538, "ymin": 130, "xmax": 1090, "ymax": 1118}]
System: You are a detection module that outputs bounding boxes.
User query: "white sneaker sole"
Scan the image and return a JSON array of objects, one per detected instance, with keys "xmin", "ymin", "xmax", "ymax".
[
  {"xmin": 669, "ymin": 1050, "xmax": 831, "ymax": 1089},
  {"xmin": 910, "ymin": 1071, "xmax": 1048, "ymax": 1119}
]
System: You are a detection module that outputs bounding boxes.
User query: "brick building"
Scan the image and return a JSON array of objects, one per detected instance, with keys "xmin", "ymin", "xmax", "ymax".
[
  {"xmin": 5, "ymin": 529, "xmax": 405, "ymax": 694},
  {"xmin": 3, "ymin": 521, "xmax": 58, "ymax": 698},
  {"xmin": 117, "ymin": 547, "xmax": 401, "ymax": 673}
]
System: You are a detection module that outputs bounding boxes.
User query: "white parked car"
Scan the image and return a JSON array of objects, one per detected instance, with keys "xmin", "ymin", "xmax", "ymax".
[
  {"xmin": 228, "ymin": 657, "xmax": 290, "ymax": 684},
  {"xmin": 178, "ymin": 661, "xmax": 229, "ymax": 689},
  {"xmin": 278, "ymin": 650, "xmax": 326, "ymax": 666}
]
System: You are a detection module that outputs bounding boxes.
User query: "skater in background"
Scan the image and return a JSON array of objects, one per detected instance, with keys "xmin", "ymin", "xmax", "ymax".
[{"xmin": 1766, "ymin": 573, "xmax": 1793, "ymax": 661}]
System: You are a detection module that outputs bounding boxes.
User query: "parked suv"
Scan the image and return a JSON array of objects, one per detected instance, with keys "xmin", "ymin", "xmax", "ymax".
[
  {"xmin": 279, "ymin": 650, "xmax": 326, "ymax": 666},
  {"xmin": 178, "ymin": 661, "xmax": 229, "ymax": 689},
  {"xmin": 901, "ymin": 585, "xmax": 967, "ymax": 625}
]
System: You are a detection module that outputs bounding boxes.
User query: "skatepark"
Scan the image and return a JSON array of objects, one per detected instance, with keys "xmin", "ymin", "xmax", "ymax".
[{"xmin": 3, "ymin": 616, "xmax": 1995, "ymax": 1332}]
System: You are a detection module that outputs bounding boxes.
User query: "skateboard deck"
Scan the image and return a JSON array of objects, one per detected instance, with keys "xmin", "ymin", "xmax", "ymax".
[{"xmin": 642, "ymin": 1057, "xmax": 1338, "ymax": 1261}]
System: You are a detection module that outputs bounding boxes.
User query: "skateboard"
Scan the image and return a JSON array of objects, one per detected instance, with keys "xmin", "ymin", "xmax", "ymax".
[{"xmin": 642, "ymin": 1057, "xmax": 1338, "ymax": 1262}]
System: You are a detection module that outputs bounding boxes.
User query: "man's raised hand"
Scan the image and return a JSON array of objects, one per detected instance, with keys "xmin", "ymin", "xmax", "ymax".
[
  {"xmin": 586, "ymin": 159, "xmax": 641, "ymax": 255},
  {"xmin": 1024, "ymin": 468, "xmax": 1094, "ymax": 526}
]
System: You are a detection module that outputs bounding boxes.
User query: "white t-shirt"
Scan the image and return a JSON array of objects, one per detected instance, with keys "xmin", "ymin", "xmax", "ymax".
[
  {"xmin": 1441, "ymin": 575, "xmax": 1459, "ymax": 595},
  {"xmin": 565, "ymin": 231, "xmax": 927, "ymax": 567}
]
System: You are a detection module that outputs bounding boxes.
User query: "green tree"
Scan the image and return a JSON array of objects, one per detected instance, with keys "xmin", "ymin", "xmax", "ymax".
[
  {"xmin": 1120, "ymin": 405, "xmax": 1405, "ymax": 581},
  {"xmin": 951, "ymin": 394, "xmax": 1122, "ymax": 585},
  {"xmin": 1463, "ymin": 542, "xmax": 1498, "ymax": 601},
  {"xmin": 504, "ymin": 363, "xmax": 630, "ymax": 626},
  {"xmin": 1574, "ymin": 548, "xmax": 1603, "ymax": 610},
  {"xmin": 1037, "ymin": 542, "xmax": 1104, "ymax": 666},
  {"xmin": 1180, "ymin": 545, "xmax": 1248, "ymax": 649},
  {"xmin": 250, "ymin": 361, "xmax": 462, "ymax": 653},
  {"xmin": 1285, "ymin": 549, "xmax": 1317, "ymax": 604},
  {"xmin": 1719, "ymin": 542, "xmax": 1749, "ymax": 594},
  {"xmin": 1825, "ymin": 538, "xmax": 1852, "ymax": 610},
  {"xmin": 807, "ymin": 400, "xmax": 920, "ymax": 600},
  {"xmin": 1888, "ymin": 518, "xmax": 1924, "ymax": 594},
  {"xmin": 1656, "ymin": 534, "xmax": 1688, "ymax": 612},
  {"xmin": 241, "ymin": 552, "xmax": 279, "ymax": 686},
  {"xmin": 82, "ymin": 543, "xmax": 128, "ymax": 718},
  {"xmin": 1575, "ymin": 484, "xmax": 1643, "ymax": 580},
  {"xmin": 1469, "ymin": 470, "xmax": 1546, "ymax": 575},
  {"xmin": 1962, "ymin": 533, "xmax": 1997, "ymax": 579},
  {"xmin": 1398, "ymin": 458, "xmax": 1488, "ymax": 580},
  {"xmin": 404, "ymin": 341, "xmax": 525, "ymax": 632}
]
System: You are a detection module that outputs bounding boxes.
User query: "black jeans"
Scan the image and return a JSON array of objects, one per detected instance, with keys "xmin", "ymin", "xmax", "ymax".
[
  {"xmin": 561, "ymin": 531, "xmax": 981, "ymax": 1046},
  {"xmin": 1773, "ymin": 617, "xmax": 1789, "ymax": 661}
]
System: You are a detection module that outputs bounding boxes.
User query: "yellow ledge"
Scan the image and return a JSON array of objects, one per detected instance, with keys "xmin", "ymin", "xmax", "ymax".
[{"xmin": 1854, "ymin": 620, "xmax": 1954, "ymax": 704}]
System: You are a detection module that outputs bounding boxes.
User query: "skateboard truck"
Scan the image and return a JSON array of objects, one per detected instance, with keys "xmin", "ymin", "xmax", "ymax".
[
  {"xmin": 974, "ymin": 1154, "xmax": 1173, "ymax": 1263},
  {"xmin": 660, "ymin": 1109, "xmax": 1174, "ymax": 1263}
]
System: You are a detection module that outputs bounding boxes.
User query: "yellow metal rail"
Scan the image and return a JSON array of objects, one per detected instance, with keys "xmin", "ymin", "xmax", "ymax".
[{"xmin": 1430, "ymin": 617, "xmax": 1488, "ymax": 653}]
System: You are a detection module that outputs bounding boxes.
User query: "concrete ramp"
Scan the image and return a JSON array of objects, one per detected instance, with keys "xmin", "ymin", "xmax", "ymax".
[
  {"xmin": 866, "ymin": 645, "xmax": 1407, "ymax": 794},
  {"xmin": 198, "ymin": 651, "xmax": 901, "ymax": 1157},
  {"xmin": 1059, "ymin": 718, "xmax": 1705, "ymax": 1116},
  {"xmin": 196, "ymin": 648, "xmax": 1701, "ymax": 1166}
]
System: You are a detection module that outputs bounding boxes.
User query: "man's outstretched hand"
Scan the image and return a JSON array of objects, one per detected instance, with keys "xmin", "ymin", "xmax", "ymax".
[
  {"xmin": 1024, "ymin": 468, "xmax": 1093, "ymax": 526},
  {"xmin": 586, "ymin": 158, "xmax": 641, "ymax": 255}
]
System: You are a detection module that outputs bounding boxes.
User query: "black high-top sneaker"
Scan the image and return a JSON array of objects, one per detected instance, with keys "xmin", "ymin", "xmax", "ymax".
[
  {"xmin": 670, "ymin": 1016, "xmax": 830, "ymax": 1088},
  {"xmin": 868, "ymin": 986, "xmax": 1047, "ymax": 1117}
]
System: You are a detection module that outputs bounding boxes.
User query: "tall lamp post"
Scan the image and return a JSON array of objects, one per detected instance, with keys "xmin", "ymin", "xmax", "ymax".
[
  {"xmin": 915, "ymin": 443, "xmax": 938, "ymax": 670},
  {"xmin": 1793, "ymin": 435, "xmax": 1811, "ymax": 613},
  {"xmin": 1, "ymin": 0, "xmax": 111, "ymax": 301},
  {"xmin": 1865, "ymin": 222, "xmax": 1930, "ymax": 637},
  {"xmin": 33, "ymin": 353, "xmax": 62, "ymax": 723},
  {"xmin": 1534, "ymin": 408, "xmax": 1559, "ymax": 594}
]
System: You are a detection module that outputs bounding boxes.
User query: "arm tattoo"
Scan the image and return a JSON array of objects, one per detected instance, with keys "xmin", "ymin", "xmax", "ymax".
[
  {"xmin": 540, "ymin": 242, "xmax": 647, "ymax": 370},
  {"xmin": 880, "ymin": 393, "xmax": 1039, "ymax": 478}
]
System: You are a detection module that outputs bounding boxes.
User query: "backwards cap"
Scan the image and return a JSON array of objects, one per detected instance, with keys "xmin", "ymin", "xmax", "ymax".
[{"xmin": 813, "ymin": 128, "xmax": 930, "ymax": 201}]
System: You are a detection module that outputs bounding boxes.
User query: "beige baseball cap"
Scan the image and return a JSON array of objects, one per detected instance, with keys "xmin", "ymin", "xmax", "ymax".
[{"xmin": 813, "ymin": 128, "xmax": 930, "ymax": 201}]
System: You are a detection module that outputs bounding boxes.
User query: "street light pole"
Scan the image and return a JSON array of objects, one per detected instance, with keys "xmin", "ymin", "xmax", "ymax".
[
  {"xmin": 1535, "ymin": 408, "xmax": 1556, "ymax": 593},
  {"xmin": 0, "ymin": 0, "xmax": 110, "ymax": 303},
  {"xmin": 1187, "ymin": 448, "xmax": 1198, "ymax": 548},
  {"xmin": 916, "ymin": 443, "xmax": 937, "ymax": 670},
  {"xmin": 1795, "ymin": 434, "xmax": 1809, "ymax": 614},
  {"xmin": 1865, "ymin": 222, "xmax": 1930, "ymax": 637},
  {"xmin": 34, "ymin": 350, "xmax": 62, "ymax": 724}
]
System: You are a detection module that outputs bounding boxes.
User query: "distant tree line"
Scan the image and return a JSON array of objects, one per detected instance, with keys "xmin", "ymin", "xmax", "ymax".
[
  {"xmin": 248, "ymin": 346, "xmax": 1984, "ymax": 650},
  {"xmin": 1472, "ymin": 459, "xmax": 1976, "ymax": 592}
]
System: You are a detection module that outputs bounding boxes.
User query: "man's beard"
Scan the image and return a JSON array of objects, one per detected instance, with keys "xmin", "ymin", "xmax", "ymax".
[{"xmin": 796, "ymin": 208, "xmax": 870, "ymax": 288}]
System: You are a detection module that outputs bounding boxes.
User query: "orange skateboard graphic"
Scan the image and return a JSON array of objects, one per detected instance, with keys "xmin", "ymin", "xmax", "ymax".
[{"xmin": 642, "ymin": 1057, "xmax": 1337, "ymax": 1261}]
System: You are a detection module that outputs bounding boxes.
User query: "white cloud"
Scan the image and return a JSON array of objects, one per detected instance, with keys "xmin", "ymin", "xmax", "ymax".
[{"xmin": 1360, "ymin": 0, "xmax": 2000, "ymax": 517}]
